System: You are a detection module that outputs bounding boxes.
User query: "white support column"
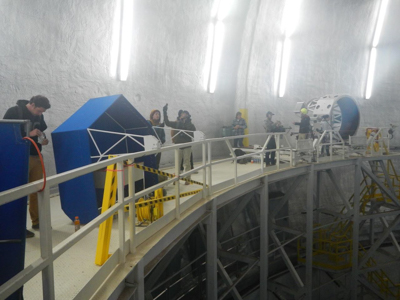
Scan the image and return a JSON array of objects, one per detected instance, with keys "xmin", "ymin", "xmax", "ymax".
[
  {"xmin": 351, "ymin": 159, "xmax": 361, "ymax": 299},
  {"xmin": 38, "ymin": 185, "xmax": 55, "ymax": 300},
  {"xmin": 128, "ymin": 159, "xmax": 136, "ymax": 253},
  {"xmin": 206, "ymin": 198, "xmax": 218, "ymax": 299},
  {"xmin": 134, "ymin": 259, "xmax": 145, "ymax": 299},
  {"xmin": 306, "ymin": 165, "xmax": 314, "ymax": 300},
  {"xmin": 207, "ymin": 142, "xmax": 213, "ymax": 195},
  {"xmin": 202, "ymin": 143, "xmax": 207, "ymax": 198},
  {"xmin": 276, "ymin": 134, "xmax": 281, "ymax": 170},
  {"xmin": 260, "ymin": 176, "xmax": 269, "ymax": 299},
  {"xmin": 175, "ymin": 148, "xmax": 181, "ymax": 219},
  {"xmin": 117, "ymin": 162, "xmax": 125, "ymax": 263}
]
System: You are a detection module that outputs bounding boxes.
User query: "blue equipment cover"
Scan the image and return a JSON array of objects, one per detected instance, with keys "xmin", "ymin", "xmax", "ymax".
[
  {"xmin": 52, "ymin": 95, "xmax": 157, "ymax": 223},
  {"xmin": 0, "ymin": 122, "xmax": 30, "ymax": 300}
]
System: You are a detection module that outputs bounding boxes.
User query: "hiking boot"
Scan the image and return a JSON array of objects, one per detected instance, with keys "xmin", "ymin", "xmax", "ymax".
[{"xmin": 26, "ymin": 230, "xmax": 35, "ymax": 238}]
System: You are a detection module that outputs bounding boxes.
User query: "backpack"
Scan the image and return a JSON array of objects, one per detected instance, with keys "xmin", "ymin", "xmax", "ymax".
[{"xmin": 234, "ymin": 149, "xmax": 251, "ymax": 164}]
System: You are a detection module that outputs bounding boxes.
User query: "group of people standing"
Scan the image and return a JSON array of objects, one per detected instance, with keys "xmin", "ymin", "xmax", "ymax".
[
  {"xmin": 230, "ymin": 108, "xmax": 332, "ymax": 165},
  {"xmin": 148, "ymin": 104, "xmax": 196, "ymax": 185}
]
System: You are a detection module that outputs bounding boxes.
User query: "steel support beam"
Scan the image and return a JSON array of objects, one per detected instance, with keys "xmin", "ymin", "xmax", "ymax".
[
  {"xmin": 306, "ymin": 165, "xmax": 314, "ymax": 300},
  {"xmin": 218, "ymin": 250, "xmax": 259, "ymax": 265},
  {"xmin": 198, "ymin": 221, "xmax": 242, "ymax": 300},
  {"xmin": 207, "ymin": 199, "xmax": 218, "ymax": 300},
  {"xmin": 378, "ymin": 160, "xmax": 397, "ymax": 196},
  {"xmin": 379, "ymin": 217, "xmax": 400, "ymax": 253},
  {"xmin": 351, "ymin": 159, "xmax": 361, "ymax": 299},
  {"xmin": 144, "ymin": 228, "xmax": 195, "ymax": 293},
  {"xmin": 259, "ymin": 176, "xmax": 269, "ymax": 300},
  {"xmin": 326, "ymin": 169, "xmax": 352, "ymax": 213},
  {"xmin": 270, "ymin": 230, "xmax": 304, "ymax": 288},
  {"xmin": 359, "ymin": 214, "xmax": 400, "ymax": 267},
  {"xmin": 133, "ymin": 259, "xmax": 145, "ymax": 300},
  {"xmin": 270, "ymin": 175, "xmax": 304, "ymax": 218},
  {"xmin": 361, "ymin": 165, "xmax": 400, "ymax": 207},
  {"xmin": 217, "ymin": 192, "xmax": 255, "ymax": 240}
]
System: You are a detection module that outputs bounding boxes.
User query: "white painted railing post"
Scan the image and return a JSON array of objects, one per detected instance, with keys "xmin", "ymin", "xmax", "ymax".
[
  {"xmin": 38, "ymin": 185, "xmax": 55, "ymax": 300},
  {"xmin": 174, "ymin": 148, "xmax": 181, "ymax": 219},
  {"xmin": 207, "ymin": 142, "xmax": 212, "ymax": 195},
  {"xmin": 128, "ymin": 159, "xmax": 136, "ymax": 253},
  {"xmin": 276, "ymin": 134, "xmax": 281, "ymax": 170},
  {"xmin": 117, "ymin": 162, "xmax": 125, "ymax": 263},
  {"xmin": 202, "ymin": 143, "xmax": 207, "ymax": 198}
]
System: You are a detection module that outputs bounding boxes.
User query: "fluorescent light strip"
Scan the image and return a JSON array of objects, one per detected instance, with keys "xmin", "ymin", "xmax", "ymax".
[
  {"xmin": 217, "ymin": 0, "xmax": 232, "ymax": 21},
  {"xmin": 373, "ymin": 0, "xmax": 389, "ymax": 47},
  {"xmin": 209, "ymin": 22, "xmax": 225, "ymax": 93},
  {"xmin": 365, "ymin": 48, "xmax": 377, "ymax": 100},
  {"xmin": 279, "ymin": 38, "xmax": 291, "ymax": 98},
  {"xmin": 110, "ymin": 0, "xmax": 122, "ymax": 78},
  {"xmin": 277, "ymin": 0, "xmax": 301, "ymax": 97},
  {"xmin": 119, "ymin": 0, "xmax": 134, "ymax": 81},
  {"xmin": 203, "ymin": 23, "xmax": 215, "ymax": 90},
  {"xmin": 281, "ymin": 0, "xmax": 302, "ymax": 37}
]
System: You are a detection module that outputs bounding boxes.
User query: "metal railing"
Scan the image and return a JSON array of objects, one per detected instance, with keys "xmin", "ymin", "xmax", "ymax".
[{"xmin": 0, "ymin": 130, "xmax": 343, "ymax": 299}]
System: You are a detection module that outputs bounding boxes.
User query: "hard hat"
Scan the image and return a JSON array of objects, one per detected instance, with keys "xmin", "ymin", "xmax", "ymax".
[{"xmin": 300, "ymin": 108, "xmax": 308, "ymax": 114}]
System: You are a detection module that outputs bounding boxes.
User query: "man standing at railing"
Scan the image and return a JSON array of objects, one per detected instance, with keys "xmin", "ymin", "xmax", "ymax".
[
  {"xmin": 319, "ymin": 115, "xmax": 331, "ymax": 156},
  {"xmin": 264, "ymin": 111, "xmax": 277, "ymax": 165},
  {"xmin": 3, "ymin": 96, "xmax": 51, "ymax": 237},
  {"xmin": 148, "ymin": 109, "xmax": 165, "ymax": 170},
  {"xmin": 163, "ymin": 104, "xmax": 196, "ymax": 185},
  {"xmin": 293, "ymin": 108, "xmax": 311, "ymax": 139},
  {"xmin": 232, "ymin": 112, "xmax": 247, "ymax": 148}
]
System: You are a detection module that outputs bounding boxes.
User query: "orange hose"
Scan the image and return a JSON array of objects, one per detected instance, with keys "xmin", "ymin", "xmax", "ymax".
[{"xmin": 23, "ymin": 137, "xmax": 46, "ymax": 192}]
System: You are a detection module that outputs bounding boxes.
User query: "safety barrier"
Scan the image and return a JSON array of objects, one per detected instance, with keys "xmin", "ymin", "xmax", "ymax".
[{"xmin": 0, "ymin": 130, "xmax": 357, "ymax": 299}]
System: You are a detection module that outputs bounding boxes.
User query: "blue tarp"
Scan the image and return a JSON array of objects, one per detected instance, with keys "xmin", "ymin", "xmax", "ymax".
[
  {"xmin": 0, "ymin": 122, "xmax": 30, "ymax": 300},
  {"xmin": 52, "ymin": 95, "xmax": 157, "ymax": 223}
]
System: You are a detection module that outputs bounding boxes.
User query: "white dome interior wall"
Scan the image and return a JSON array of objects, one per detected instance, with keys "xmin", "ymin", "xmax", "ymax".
[{"xmin": 1, "ymin": 0, "xmax": 400, "ymax": 177}]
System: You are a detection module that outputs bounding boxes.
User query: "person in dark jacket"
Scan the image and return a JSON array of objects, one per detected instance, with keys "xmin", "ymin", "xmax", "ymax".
[
  {"xmin": 174, "ymin": 110, "xmax": 195, "ymax": 172},
  {"xmin": 232, "ymin": 112, "xmax": 247, "ymax": 147},
  {"xmin": 3, "ymin": 96, "xmax": 51, "ymax": 236},
  {"xmin": 263, "ymin": 111, "xmax": 277, "ymax": 165},
  {"xmin": 148, "ymin": 109, "xmax": 165, "ymax": 170},
  {"xmin": 293, "ymin": 108, "xmax": 311, "ymax": 139},
  {"xmin": 163, "ymin": 104, "xmax": 196, "ymax": 184}
]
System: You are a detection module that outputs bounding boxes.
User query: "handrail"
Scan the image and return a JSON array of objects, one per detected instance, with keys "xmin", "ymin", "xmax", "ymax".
[{"xmin": 0, "ymin": 130, "xmax": 352, "ymax": 299}]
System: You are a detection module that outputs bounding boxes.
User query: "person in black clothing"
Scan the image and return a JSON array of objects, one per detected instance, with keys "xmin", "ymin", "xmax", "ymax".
[
  {"xmin": 148, "ymin": 109, "xmax": 165, "ymax": 170},
  {"xmin": 163, "ymin": 104, "xmax": 196, "ymax": 184},
  {"xmin": 293, "ymin": 108, "xmax": 311, "ymax": 139},
  {"xmin": 4, "ymin": 96, "xmax": 51, "ymax": 237}
]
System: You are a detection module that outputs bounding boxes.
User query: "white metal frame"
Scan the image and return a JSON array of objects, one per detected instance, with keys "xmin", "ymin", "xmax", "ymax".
[{"xmin": 0, "ymin": 131, "xmax": 349, "ymax": 299}]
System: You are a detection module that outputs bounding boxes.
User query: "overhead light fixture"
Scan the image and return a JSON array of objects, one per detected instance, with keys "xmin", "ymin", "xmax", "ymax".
[
  {"xmin": 119, "ymin": 0, "xmax": 134, "ymax": 81},
  {"xmin": 281, "ymin": 0, "xmax": 302, "ymax": 37},
  {"xmin": 365, "ymin": 48, "xmax": 377, "ymax": 100},
  {"xmin": 365, "ymin": 0, "xmax": 388, "ymax": 99},
  {"xmin": 203, "ymin": 0, "xmax": 232, "ymax": 93},
  {"xmin": 209, "ymin": 22, "xmax": 225, "ymax": 93},
  {"xmin": 279, "ymin": 38, "xmax": 291, "ymax": 98},
  {"xmin": 372, "ymin": 0, "xmax": 389, "ymax": 47},
  {"xmin": 277, "ymin": 0, "xmax": 301, "ymax": 97},
  {"xmin": 203, "ymin": 23, "xmax": 215, "ymax": 90},
  {"xmin": 110, "ymin": 0, "xmax": 122, "ymax": 78}
]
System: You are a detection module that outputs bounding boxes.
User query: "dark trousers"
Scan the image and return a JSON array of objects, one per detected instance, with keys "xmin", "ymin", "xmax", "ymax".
[
  {"xmin": 234, "ymin": 138, "xmax": 244, "ymax": 148},
  {"xmin": 155, "ymin": 153, "xmax": 161, "ymax": 170},
  {"xmin": 321, "ymin": 138, "xmax": 330, "ymax": 156},
  {"xmin": 265, "ymin": 138, "xmax": 276, "ymax": 165}
]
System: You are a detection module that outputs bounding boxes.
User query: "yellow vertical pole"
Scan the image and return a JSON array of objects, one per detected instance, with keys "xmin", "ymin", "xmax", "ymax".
[
  {"xmin": 95, "ymin": 156, "xmax": 118, "ymax": 266},
  {"xmin": 240, "ymin": 108, "xmax": 249, "ymax": 147}
]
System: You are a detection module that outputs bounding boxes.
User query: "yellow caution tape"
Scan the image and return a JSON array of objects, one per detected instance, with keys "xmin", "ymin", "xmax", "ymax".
[{"xmin": 129, "ymin": 163, "xmax": 207, "ymax": 187}]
